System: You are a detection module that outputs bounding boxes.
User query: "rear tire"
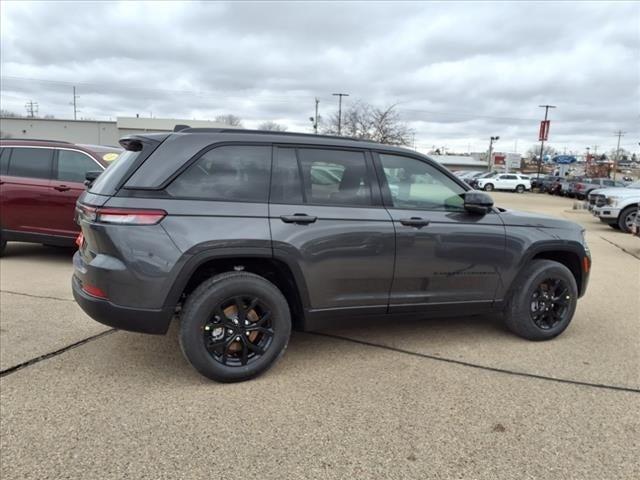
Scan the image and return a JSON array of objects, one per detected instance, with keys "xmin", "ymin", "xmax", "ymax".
[
  {"xmin": 0, "ymin": 231, "xmax": 6, "ymax": 257},
  {"xmin": 608, "ymin": 223, "xmax": 621, "ymax": 230},
  {"xmin": 179, "ymin": 272, "xmax": 291, "ymax": 382},
  {"xmin": 504, "ymin": 260, "xmax": 577, "ymax": 341},
  {"xmin": 617, "ymin": 206, "xmax": 637, "ymax": 233},
  {"xmin": 484, "ymin": 183, "xmax": 494, "ymax": 192}
]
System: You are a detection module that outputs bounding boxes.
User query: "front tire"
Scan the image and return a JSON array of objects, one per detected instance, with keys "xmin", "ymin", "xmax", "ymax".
[
  {"xmin": 179, "ymin": 272, "xmax": 291, "ymax": 382},
  {"xmin": 504, "ymin": 260, "xmax": 578, "ymax": 341},
  {"xmin": 516, "ymin": 184, "xmax": 525, "ymax": 193},
  {"xmin": 617, "ymin": 206, "xmax": 637, "ymax": 233},
  {"xmin": 484, "ymin": 183, "xmax": 494, "ymax": 192}
]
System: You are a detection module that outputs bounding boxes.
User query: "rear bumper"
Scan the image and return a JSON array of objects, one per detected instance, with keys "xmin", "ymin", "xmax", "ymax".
[{"xmin": 72, "ymin": 275, "xmax": 173, "ymax": 334}]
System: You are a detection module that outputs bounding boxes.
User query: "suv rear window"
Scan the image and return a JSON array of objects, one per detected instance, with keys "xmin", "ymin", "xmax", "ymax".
[
  {"xmin": 166, "ymin": 145, "xmax": 271, "ymax": 202},
  {"xmin": 7, "ymin": 147, "xmax": 54, "ymax": 179},
  {"xmin": 89, "ymin": 150, "xmax": 140, "ymax": 195}
]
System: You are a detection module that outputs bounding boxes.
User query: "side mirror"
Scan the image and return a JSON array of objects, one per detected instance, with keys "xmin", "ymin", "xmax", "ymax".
[
  {"xmin": 463, "ymin": 191, "xmax": 494, "ymax": 214},
  {"xmin": 84, "ymin": 170, "xmax": 101, "ymax": 187}
]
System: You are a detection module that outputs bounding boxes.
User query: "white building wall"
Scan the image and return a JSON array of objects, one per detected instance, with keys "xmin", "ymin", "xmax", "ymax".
[{"xmin": 0, "ymin": 117, "xmax": 119, "ymax": 145}]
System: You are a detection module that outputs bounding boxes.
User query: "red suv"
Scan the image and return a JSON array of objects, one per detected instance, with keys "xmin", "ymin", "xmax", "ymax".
[{"xmin": 0, "ymin": 139, "xmax": 121, "ymax": 254}]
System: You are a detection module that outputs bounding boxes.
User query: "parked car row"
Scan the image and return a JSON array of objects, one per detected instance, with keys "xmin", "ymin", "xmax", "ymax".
[
  {"xmin": 587, "ymin": 181, "xmax": 640, "ymax": 233},
  {"xmin": 0, "ymin": 139, "xmax": 122, "ymax": 254},
  {"xmin": 539, "ymin": 175, "xmax": 628, "ymax": 200}
]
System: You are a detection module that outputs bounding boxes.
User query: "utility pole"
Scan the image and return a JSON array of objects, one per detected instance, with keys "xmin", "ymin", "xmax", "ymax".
[
  {"xmin": 72, "ymin": 86, "xmax": 79, "ymax": 120},
  {"xmin": 25, "ymin": 100, "xmax": 38, "ymax": 117},
  {"xmin": 309, "ymin": 97, "xmax": 319, "ymax": 134},
  {"xmin": 612, "ymin": 130, "xmax": 626, "ymax": 180},
  {"xmin": 536, "ymin": 104, "xmax": 556, "ymax": 184},
  {"xmin": 332, "ymin": 93, "xmax": 349, "ymax": 135},
  {"xmin": 487, "ymin": 136, "xmax": 499, "ymax": 171}
]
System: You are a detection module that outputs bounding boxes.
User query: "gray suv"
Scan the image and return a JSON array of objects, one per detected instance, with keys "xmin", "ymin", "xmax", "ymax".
[{"xmin": 73, "ymin": 128, "xmax": 591, "ymax": 382}]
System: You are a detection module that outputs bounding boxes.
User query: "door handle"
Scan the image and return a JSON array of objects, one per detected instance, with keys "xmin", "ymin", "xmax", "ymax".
[
  {"xmin": 54, "ymin": 185, "xmax": 71, "ymax": 192},
  {"xmin": 399, "ymin": 217, "xmax": 430, "ymax": 228},
  {"xmin": 280, "ymin": 214, "xmax": 318, "ymax": 224}
]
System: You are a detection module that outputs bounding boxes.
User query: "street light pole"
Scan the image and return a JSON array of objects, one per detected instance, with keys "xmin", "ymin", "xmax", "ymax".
[
  {"xmin": 487, "ymin": 136, "xmax": 499, "ymax": 171},
  {"xmin": 332, "ymin": 93, "xmax": 349, "ymax": 135},
  {"xmin": 536, "ymin": 104, "xmax": 556, "ymax": 184}
]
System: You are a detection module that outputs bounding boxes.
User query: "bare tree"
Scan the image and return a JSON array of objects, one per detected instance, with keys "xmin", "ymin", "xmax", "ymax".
[
  {"xmin": 321, "ymin": 101, "xmax": 413, "ymax": 146},
  {"xmin": 214, "ymin": 114, "xmax": 243, "ymax": 127},
  {"xmin": 526, "ymin": 144, "xmax": 558, "ymax": 160},
  {"xmin": 0, "ymin": 109, "xmax": 21, "ymax": 118},
  {"xmin": 258, "ymin": 121, "xmax": 287, "ymax": 132}
]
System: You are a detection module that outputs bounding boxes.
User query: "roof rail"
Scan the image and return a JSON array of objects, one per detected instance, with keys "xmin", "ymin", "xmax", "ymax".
[
  {"xmin": 0, "ymin": 138, "xmax": 73, "ymax": 144},
  {"xmin": 178, "ymin": 128, "xmax": 364, "ymax": 142}
]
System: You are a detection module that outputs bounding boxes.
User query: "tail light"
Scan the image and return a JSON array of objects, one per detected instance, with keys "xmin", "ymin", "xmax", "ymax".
[
  {"xmin": 96, "ymin": 208, "xmax": 166, "ymax": 225},
  {"xmin": 77, "ymin": 205, "xmax": 166, "ymax": 225}
]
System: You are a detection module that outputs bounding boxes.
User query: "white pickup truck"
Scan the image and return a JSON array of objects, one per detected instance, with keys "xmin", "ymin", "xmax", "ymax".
[{"xmin": 589, "ymin": 181, "xmax": 640, "ymax": 232}]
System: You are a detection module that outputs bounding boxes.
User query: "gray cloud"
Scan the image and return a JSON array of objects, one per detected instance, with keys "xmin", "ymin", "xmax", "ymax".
[{"xmin": 1, "ymin": 0, "xmax": 638, "ymax": 154}]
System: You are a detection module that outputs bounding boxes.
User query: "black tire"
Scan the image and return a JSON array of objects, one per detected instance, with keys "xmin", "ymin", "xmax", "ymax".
[
  {"xmin": 0, "ymin": 231, "xmax": 5, "ymax": 257},
  {"xmin": 608, "ymin": 223, "xmax": 621, "ymax": 230},
  {"xmin": 516, "ymin": 184, "xmax": 525, "ymax": 193},
  {"xmin": 504, "ymin": 259, "xmax": 578, "ymax": 341},
  {"xmin": 484, "ymin": 183, "xmax": 494, "ymax": 192},
  {"xmin": 179, "ymin": 272, "xmax": 291, "ymax": 382},
  {"xmin": 617, "ymin": 206, "xmax": 637, "ymax": 233}
]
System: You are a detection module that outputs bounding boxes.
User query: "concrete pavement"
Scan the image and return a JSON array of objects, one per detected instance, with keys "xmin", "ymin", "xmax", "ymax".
[{"xmin": 1, "ymin": 192, "xmax": 638, "ymax": 479}]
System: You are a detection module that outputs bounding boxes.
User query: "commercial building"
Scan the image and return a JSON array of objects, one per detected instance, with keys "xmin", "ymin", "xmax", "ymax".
[{"xmin": 0, "ymin": 116, "xmax": 235, "ymax": 146}]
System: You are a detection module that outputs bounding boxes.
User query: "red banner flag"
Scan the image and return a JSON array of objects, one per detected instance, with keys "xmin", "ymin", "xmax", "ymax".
[{"xmin": 538, "ymin": 120, "xmax": 550, "ymax": 141}]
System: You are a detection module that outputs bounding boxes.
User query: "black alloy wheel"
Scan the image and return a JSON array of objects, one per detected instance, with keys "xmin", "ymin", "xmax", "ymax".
[
  {"xmin": 203, "ymin": 296, "xmax": 274, "ymax": 367},
  {"xmin": 529, "ymin": 278, "xmax": 572, "ymax": 330}
]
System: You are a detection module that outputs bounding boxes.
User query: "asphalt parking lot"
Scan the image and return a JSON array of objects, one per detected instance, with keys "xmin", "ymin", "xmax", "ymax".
[{"xmin": 1, "ymin": 192, "xmax": 639, "ymax": 479}]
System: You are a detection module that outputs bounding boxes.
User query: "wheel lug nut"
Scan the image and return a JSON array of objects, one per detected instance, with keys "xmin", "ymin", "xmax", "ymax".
[
  {"xmin": 245, "ymin": 332, "xmax": 250, "ymax": 336},
  {"xmin": 235, "ymin": 336, "xmax": 241, "ymax": 341},
  {"xmin": 227, "ymin": 329, "xmax": 233, "ymax": 334}
]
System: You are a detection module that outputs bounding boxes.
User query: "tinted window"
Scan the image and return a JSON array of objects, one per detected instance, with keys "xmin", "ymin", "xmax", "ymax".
[
  {"xmin": 167, "ymin": 145, "xmax": 270, "ymax": 202},
  {"xmin": 504, "ymin": 175, "xmax": 518, "ymax": 180},
  {"xmin": 379, "ymin": 154, "xmax": 465, "ymax": 211},
  {"xmin": 0, "ymin": 148, "xmax": 8, "ymax": 175},
  {"xmin": 90, "ymin": 150, "xmax": 140, "ymax": 195},
  {"xmin": 271, "ymin": 148, "xmax": 303, "ymax": 204},
  {"xmin": 57, "ymin": 150, "xmax": 100, "ymax": 182},
  {"xmin": 7, "ymin": 148, "xmax": 53, "ymax": 179},
  {"xmin": 297, "ymin": 149, "xmax": 371, "ymax": 206}
]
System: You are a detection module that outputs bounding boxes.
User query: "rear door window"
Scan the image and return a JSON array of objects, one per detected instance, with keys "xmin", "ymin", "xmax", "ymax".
[
  {"xmin": 297, "ymin": 149, "xmax": 372, "ymax": 206},
  {"xmin": 56, "ymin": 150, "xmax": 101, "ymax": 182},
  {"xmin": 166, "ymin": 145, "xmax": 271, "ymax": 202},
  {"xmin": 7, "ymin": 147, "xmax": 54, "ymax": 179}
]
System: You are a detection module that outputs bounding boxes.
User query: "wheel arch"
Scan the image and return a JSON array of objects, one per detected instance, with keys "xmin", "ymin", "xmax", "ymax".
[
  {"xmin": 165, "ymin": 248, "xmax": 309, "ymax": 330},
  {"xmin": 504, "ymin": 242, "xmax": 588, "ymax": 302}
]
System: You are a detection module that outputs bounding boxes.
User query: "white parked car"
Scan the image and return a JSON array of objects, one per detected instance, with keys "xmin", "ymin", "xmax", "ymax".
[{"xmin": 476, "ymin": 173, "xmax": 531, "ymax": 193}]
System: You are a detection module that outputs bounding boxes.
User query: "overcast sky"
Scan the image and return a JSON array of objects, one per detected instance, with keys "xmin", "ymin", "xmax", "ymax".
[{"xmin": 1, "ymin": 1, "xmax": 638, "ymax": 155}]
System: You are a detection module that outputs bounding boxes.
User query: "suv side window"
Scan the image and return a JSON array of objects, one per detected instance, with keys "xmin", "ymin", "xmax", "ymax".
[
  {"xmin": 57, "ymin": 150, "xmax": 100, "ymax": 182},
  {"xmin": 378, "ymin": 153, "xmax": 465, "ymax": 211},
  {"xmin": 297, "ymin": 148, "xmax": 372, "ymax": 206},
  {"xmin": 0, "ymin": 148, "xmax": 8, "ymax": 175},
  {"xmin": 6, "ymin": 147, "xmax": 54, "ymax": 179},
  {"xmin": 166, "ymin": 145, "xmax": 271, "ymax": 202}
]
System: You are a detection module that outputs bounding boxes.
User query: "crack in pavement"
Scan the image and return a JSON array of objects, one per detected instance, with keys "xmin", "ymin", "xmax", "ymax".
[
  {"xmin": 598, "ymin": 236, "xmax": 640, "ymax": 260},
  {"xmin": 307, "ymin": 332, "xmax": 640, "ymax": 394},
  {"xmin": 0, "ymin": 329, "xmax": 116, "ymax": 378},
  {"xmin": 0, "ymin": 290, "xmax": 75, "ymax": 303}
]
